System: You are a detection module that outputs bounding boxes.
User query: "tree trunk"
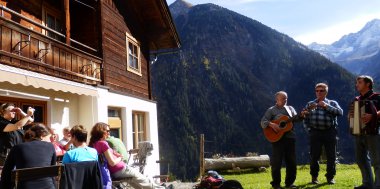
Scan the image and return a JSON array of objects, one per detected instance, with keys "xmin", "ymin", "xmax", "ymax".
[{"xmin": 204, "ymin": 155, "xmax": 270, "ymax": 170}]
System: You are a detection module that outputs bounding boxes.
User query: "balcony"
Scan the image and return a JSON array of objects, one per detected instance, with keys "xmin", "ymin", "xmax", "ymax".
[{"xmin": 0, "ymin": 5, "xmax": 102, "ymax": 86}]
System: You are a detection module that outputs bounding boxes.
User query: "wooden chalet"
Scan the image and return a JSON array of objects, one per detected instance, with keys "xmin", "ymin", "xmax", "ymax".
[{"xmin": 0, "ymin": 0, "xmax": 180, "ymax": 177}]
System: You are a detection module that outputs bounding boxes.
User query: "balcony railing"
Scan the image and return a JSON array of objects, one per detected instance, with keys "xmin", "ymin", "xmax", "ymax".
[{"xmin": 0, "ymin": 5, "xmax": 102, "ymax": 85}]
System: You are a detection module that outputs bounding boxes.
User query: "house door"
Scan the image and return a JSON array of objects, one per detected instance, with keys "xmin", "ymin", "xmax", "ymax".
[{"xmin": 0, "ymin": 96, "xmax": 47, "ymax": 125}]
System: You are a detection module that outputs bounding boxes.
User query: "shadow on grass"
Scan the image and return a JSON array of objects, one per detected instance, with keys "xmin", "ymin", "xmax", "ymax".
[{"xmin": 296, "ymin": 182, "xmax": 330, "ymax": 189}]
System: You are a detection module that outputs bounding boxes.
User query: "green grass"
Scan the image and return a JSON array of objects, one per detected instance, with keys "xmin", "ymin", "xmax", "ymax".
[{"xmin": 221, "ymin": 164, "xmax": 362, "ymax": 189}]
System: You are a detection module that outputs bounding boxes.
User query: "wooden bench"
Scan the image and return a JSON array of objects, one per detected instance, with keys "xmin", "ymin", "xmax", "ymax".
[
  {"xmin": 98, "ymin": 153, "xmax": 133, "ymax": 188},
  {"xmin": 11, "ymin": 165, "xmax": 63, "ymax": 189},
  {"xmin": 112, "ymin": 176, "xmax": 134, "ymax": 189},
  {"xmin": 153, "ymin": 160, "xmax": 170, "ymax": 183}
]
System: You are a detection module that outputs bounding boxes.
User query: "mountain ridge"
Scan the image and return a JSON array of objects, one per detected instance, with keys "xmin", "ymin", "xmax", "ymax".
[
  {"xmin": 152, "ymin": 2, "xmax": 357, "ymax": 180},
  {"xmin": 170, "ymin": 0, "xmax": 193, "ymax": 18},
  {"xmin": 308, "ymin": 19, "xmax": 380, "ymax": 82}
]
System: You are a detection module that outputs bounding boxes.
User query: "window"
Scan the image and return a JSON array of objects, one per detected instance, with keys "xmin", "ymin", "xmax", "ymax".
[
  {"xmin": 126, "ymin": 33, "xmax": 142, "ymax": 76},
  {"xmin": 42, "ymin": 5, "xmax": 64, "ymax": 41},
  {"xmin": 108, "ymin": 108, "xmax": 122, "ymax": 139},
  {"xmin": 132, "ymin": 111, "xmax": 146, "ymax": 149}
]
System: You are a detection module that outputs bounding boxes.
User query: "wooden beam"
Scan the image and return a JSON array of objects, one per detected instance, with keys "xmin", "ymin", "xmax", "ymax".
[
  {"xmin": 64, "ymin": 0, "xmax": 71, "ymax": 45},
  {"xmin": 199, "ymin": 134, "xmax": 205, "ymax": 178}
]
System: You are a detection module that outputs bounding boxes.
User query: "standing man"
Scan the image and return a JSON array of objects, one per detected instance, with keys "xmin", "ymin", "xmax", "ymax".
[
  {"xmin": 261, "ymin": 91, "xmax": 300, "ymax": 189},
  {"xmin": 0, "ymin": 103, "xmax": 34, "ymax": 165},
  {"xmin": 303, "ymin": 83, "xmax": 343, "ymax": 185},
  {"xmin": 352, "ymin": 75, "xmax": 380, "ymax": 189}
]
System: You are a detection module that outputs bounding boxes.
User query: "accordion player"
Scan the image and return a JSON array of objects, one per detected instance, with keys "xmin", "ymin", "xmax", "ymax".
[{"xmin": 349, "ymin": 99, "xmax": 380, "ymax": 135}]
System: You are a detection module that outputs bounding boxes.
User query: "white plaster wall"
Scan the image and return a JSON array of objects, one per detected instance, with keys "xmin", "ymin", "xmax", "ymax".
[
  {"xmin": 49, "ymin": 94, "xmax": 80, "ymax": 140},
  {"xmin": 0, "ymin": 83, "xmax": 161, "ymax": 178},
  {"xmin": 78, "ymin": 95, "xmax": 99, "ymax": 133},
  {"xmin": 96, "ymin": 88, "xmax": 160, "ymax": 178},
  {"xmin": 0, "ymin": 83, "xmax": 83, "ymax": 140}
]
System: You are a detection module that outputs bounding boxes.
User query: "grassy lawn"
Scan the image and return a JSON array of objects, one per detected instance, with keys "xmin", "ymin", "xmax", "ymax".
[{"xmin": 222, "ymin": 164, "xmax": 362, "ymax": 189}]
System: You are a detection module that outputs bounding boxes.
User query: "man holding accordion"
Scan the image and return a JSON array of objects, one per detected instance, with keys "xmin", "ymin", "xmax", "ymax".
[{"xmin": 351, "ymin": 75, "xmax": 380, "ymax": 189}]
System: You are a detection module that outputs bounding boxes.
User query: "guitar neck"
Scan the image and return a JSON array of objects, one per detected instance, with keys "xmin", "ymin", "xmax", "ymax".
[{"xmin": 286, "ymin": 115, "xmax": 300, "ymax": 123}]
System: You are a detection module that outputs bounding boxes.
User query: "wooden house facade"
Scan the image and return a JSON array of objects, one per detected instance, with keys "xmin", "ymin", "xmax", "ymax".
[{"xmin": 0, "ymin": 0, "xmax": 180, "ymax": 177}]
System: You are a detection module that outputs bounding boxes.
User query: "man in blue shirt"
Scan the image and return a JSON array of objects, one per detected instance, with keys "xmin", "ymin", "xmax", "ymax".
[{"xmin": 303, "ymin": 83, "xmax": 343, "ymax": 185}]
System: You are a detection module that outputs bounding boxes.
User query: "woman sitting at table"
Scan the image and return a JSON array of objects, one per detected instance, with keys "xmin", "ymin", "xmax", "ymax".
[
  {"xmin": 89, "ymin": 122, "xmax": 164, "ymax": 189},
  {"xmin": 62, "ymin": 125, "xmax": 97, "ymax": 163},
  {"xmin": 0, "ymin": 123, "xmax": 56, "ymax": 189}
]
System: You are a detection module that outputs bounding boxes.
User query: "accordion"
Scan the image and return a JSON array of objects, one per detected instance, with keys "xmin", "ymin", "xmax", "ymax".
[{"xmin": 349, "ymin": 100, "xmax": 379, "ymax": 135}]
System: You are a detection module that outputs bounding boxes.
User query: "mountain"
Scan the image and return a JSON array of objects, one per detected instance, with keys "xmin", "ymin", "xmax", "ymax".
[
  {"xmin": 169, "ymin": 0, "xmax": 193, "ymax": 17},
  {"xmin": 152, "ymin": 0, "xmax": 357, "ymax": 180},
  {"xmin": 309, "ymin": 19, "xmax": 380, "ymax": 82}
]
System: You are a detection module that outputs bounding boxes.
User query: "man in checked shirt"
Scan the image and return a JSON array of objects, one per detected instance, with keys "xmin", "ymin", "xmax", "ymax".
[{"xmin": 303, "ymin": 83, "xmax": 343, "ymax": 185}]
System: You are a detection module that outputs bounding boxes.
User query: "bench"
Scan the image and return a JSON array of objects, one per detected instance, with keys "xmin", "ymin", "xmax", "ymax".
[
  {"xmin": 153, "ymin": 160, "xmax": 170, "ymax": 183},
  {"xmin": 112, "ymin": 176, "xmax": 134, "ymax": 189},
  {"xmin": 11, "ymin": 165, "xmax": 63, "ymax": 189},
  {"xmin": 97, "ymin": 153, "xmax": 133, "ymax": 189}
]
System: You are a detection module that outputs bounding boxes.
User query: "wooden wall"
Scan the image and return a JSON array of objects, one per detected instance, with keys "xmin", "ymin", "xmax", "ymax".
[
  {"xmin": 0, "ymin": 0, "xmax": 102, "ymax": 85},
  {"xmin": 100, "ymin": 0, "xmax": 151, "ymax": 99},
  {"xmin": 0, "ymin": 19, "xmax": 102, "ymax": 84},
  {"xmin": 0, "ymin": 0, "xmax": 155, "ymax": 97}
]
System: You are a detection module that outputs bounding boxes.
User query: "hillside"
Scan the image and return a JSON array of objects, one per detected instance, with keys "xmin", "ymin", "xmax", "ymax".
[{"xmin": 152, "ymin": 0, "xmax": 357, "ymax": 180}]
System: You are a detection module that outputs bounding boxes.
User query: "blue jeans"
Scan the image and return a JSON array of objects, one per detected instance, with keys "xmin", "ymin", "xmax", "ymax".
[{"xmin": 355, "ymin": 135, "xmax": 380, "ymax": 188}]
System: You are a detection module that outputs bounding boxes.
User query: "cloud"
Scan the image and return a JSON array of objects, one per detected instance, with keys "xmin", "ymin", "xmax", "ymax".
[{"xmin": 295, "ymin": 13, "xmax": 380, "ymax": 45}]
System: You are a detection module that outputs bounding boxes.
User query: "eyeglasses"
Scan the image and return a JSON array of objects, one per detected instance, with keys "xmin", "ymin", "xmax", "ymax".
[
  {"xmin": 315, "ymin": 90, "xmax": 326, "ymax": 93},
  {"xmin": 106, "ymin": 130, "xmax": 110, "ymax": 133}
]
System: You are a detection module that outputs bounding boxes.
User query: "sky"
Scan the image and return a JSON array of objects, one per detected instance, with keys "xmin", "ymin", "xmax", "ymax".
[{"xmin": 166, "ymin": 0, "xmax": 380, "ymax": 45}]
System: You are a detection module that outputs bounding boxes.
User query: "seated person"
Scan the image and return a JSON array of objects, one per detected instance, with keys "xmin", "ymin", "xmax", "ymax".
[
  {"xmin": 61, "ymin": 125, "xmax": 104, "ymax": 189},
  {"xmin": 106, "ymin": 135, "xmax": 129, "ymax": 163},
  {"xmin": 62, "ymin": 125, "xmax": 97, "ymax": 163},
  {"xmin": 46, "ymin": 126, "xmax": 66, "ymax": 156},
  {"xmin": 59, "ymin": 126, "xmax": 74, "ymax": 151},
  {"xmin": 89, "ymin": 122, "xmax": 164, "ymax": 189},
  {"xmin": 0, "ymin": 123, "xmax": 56, "ymax": 189}
]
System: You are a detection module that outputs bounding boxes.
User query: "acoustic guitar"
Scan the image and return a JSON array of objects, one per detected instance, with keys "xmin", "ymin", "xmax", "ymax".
[{"xmin": 263, "ymin": 104, "xmax": 316, "ymax": 143}]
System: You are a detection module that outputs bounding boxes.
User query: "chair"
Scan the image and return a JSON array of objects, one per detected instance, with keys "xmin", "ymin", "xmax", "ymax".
[
  {"xmin": 60, "ymin": 161, "xmax": 103, "ymax": 189},
  {"xmin": 111, "ymin": 142, "xmax": 153, "ymax": 189},
  {"xmin": 129, "ymin": 141, "xmax": 153, "ymax": 174},
  {"xmin": 153, "ymin": 160, "xmax": 170, "ymax": 184},
  {"xmin": 56, "ymin": 155, "xmax": 64, "ymax": 164},
  {"xmin": 11, "ymin": 165, "xmax": 63, "ymax": 189},
  {"xmin": 111, "ymin": 177, "xmax": 134, "ymax": 189}
]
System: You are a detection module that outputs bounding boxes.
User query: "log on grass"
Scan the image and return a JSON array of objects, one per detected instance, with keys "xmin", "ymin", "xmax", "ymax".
[{"xmin": 204, "ymin": 155, "xmax": 270, "ymax": 170}]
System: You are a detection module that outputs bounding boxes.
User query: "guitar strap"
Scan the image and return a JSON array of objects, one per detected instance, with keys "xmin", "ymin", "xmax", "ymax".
[{"xmin": 284, "ymin": 105, "xmax": 293, "ymax": 117}]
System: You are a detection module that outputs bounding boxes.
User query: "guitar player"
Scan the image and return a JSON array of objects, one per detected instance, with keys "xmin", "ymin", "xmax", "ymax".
[
  {"xmin": 303, "ymin": 83, "xmax": 343, "ymax": 185},
  {"xmin": 353, "ymin": 75, "xmax": 380, "ymax": 189},
  {"xmin": 261, "ymin": 91, "xmax": 304, "ymax": 189}
]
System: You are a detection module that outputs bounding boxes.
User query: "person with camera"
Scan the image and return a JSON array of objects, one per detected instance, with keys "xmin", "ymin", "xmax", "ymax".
[{"xmin": 0, "ymin": 103, "xmax": 34, "ymax": 165}]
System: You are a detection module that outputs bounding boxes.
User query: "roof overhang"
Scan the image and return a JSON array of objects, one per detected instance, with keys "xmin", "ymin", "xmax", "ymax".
[
  {"xmin": 0, "ymin": 64, "xmax": 98, "ymax": 96},
  {"xmin": 129, "ymin": 0, "xmax": 181, "ymax": 51}
]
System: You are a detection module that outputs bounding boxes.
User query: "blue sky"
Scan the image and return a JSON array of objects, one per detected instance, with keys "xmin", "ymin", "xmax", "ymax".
[{"xmin": 166, "ymin": 0, "xmax": 380, "ymax": 45}]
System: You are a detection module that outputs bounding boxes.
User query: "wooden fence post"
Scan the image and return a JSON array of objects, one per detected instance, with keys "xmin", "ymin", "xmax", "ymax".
[{"xmin": 200, "ymin": 134, "xmax": 205, "ymax": 178}]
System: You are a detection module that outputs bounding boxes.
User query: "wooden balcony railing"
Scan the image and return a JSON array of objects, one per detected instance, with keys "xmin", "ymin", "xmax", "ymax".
[{"xmin": 0, "ymin": 8, "xmax": 102, "ymax": 85}]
